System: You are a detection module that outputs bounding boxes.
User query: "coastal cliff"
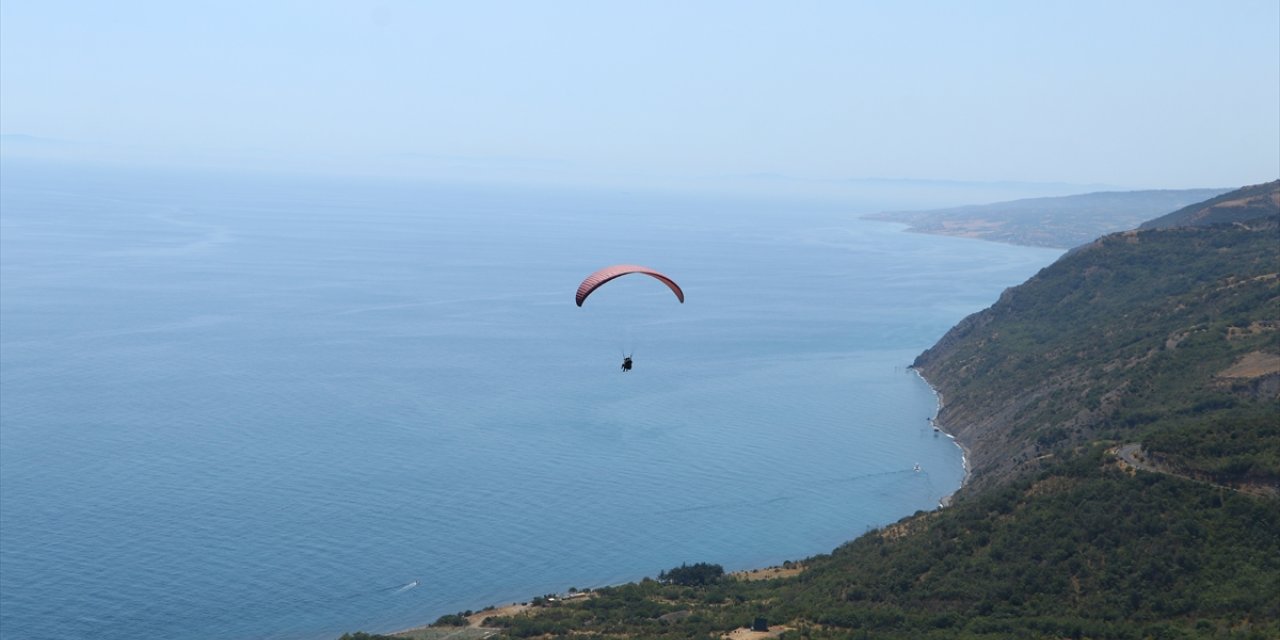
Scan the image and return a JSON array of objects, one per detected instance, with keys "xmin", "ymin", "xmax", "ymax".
[{"xmin": 913, "ymin": 182, "xmax": 1279, "ymax": 495}]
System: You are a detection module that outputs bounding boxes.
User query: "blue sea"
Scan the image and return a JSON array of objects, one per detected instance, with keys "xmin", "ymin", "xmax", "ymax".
[{"xmin": 0, "ymin": 161, "xmax": 1062, "ymax": 639}]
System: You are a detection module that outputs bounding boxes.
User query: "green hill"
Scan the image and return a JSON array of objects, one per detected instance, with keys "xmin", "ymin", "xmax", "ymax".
[
  {"xmin": 1139, "ymin": 180, "xmax": 1280, "ymax": 230},
  {"xmin": 913, "ymin": 195, "xmax": 1279, "ymax": 493}
]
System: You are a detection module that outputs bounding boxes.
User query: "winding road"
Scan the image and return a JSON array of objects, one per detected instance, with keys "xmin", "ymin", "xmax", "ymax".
[{"xmin": 1113, "ymin": 443, "xmax": 1278, "ymax": 498}]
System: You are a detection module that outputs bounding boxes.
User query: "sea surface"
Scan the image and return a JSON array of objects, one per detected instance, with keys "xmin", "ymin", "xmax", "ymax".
[{"xmin": 0, "ymin": 161, "xmax": 1062, "ymax": 639}]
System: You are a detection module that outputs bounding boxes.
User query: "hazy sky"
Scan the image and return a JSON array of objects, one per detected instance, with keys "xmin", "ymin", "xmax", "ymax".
[{"xmin": 2, "ymin": 1, "xmax": 1277, "ymax": 190}]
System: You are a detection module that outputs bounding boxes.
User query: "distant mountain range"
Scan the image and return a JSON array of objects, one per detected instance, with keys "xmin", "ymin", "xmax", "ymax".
[
  {"xmin": 864, "ymin": 188, "xmax": 1231, "ymax": 248},
  {"xmin": 841, "ymin": 176, "xmax": 1116, "ymax": 192}
]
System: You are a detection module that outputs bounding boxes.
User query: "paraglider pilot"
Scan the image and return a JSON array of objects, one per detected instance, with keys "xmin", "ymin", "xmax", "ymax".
[{"xmin": 621, "ymin": 355, "xmax": 633, "ymax": 372}]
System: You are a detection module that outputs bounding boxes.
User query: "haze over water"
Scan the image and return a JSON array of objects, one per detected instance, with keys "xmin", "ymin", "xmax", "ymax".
[{"xmin": 0, "ymin": 162, "xmax": 1062, "ymax": 639}]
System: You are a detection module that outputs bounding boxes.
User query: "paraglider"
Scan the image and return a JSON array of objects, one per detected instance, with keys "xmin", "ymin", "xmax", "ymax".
[
  {"xmin": 576, "ymin": 265, "xmax": 683, "ymax": 372},
  {"xmin": 575, "ymin": 264, "xmax": 684, "ymax": 307}
]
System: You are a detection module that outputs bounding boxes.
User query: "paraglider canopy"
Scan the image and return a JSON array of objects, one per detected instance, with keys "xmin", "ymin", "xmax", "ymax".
[{"xmin": 575, "ymin": 264, "xmax": 684, "ymax": 307}]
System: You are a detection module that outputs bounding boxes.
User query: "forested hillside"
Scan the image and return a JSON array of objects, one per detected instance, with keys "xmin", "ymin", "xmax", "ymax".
[
  {"xmin": 1140, "ymin": 180, "xmax": 1280, "ymax": 230},
  {"xmin": 913, "ymin": 204, "xmax": 1279, "ymax": 493}
]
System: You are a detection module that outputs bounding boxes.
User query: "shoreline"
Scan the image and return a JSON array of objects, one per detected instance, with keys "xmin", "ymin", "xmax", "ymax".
[
  {"xmin": 385, "ymin": 365, "xmax": 973, "ymax": 637},
  {"xmin": 390, "ymin": 566, "xmax": 807, "ymax": 637},
  {"xmin": 910, "ymin": 366, "xmax": 972, "ymax": 507}
]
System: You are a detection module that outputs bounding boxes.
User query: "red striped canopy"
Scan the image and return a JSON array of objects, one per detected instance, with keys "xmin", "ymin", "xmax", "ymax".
[{"xmin": 575, "ymin": 264, "xmax": 684, "ymax": 307}]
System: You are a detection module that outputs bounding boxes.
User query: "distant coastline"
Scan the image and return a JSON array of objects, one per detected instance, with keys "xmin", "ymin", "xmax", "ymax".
[{"xmin": 863, "ymin": 188, "xmax": 1230, "ymax": 249}]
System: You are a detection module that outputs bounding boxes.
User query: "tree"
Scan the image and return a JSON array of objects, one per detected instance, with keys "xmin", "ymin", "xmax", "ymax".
[{"xmin": 658, "ymin": 562, "xmax": 725, "ymax": 586}]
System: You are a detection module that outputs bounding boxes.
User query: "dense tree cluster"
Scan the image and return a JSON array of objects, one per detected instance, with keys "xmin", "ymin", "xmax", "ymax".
[{"xmin": 658, "ymin": 562, "xmax": 725, "ymax": 587}]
